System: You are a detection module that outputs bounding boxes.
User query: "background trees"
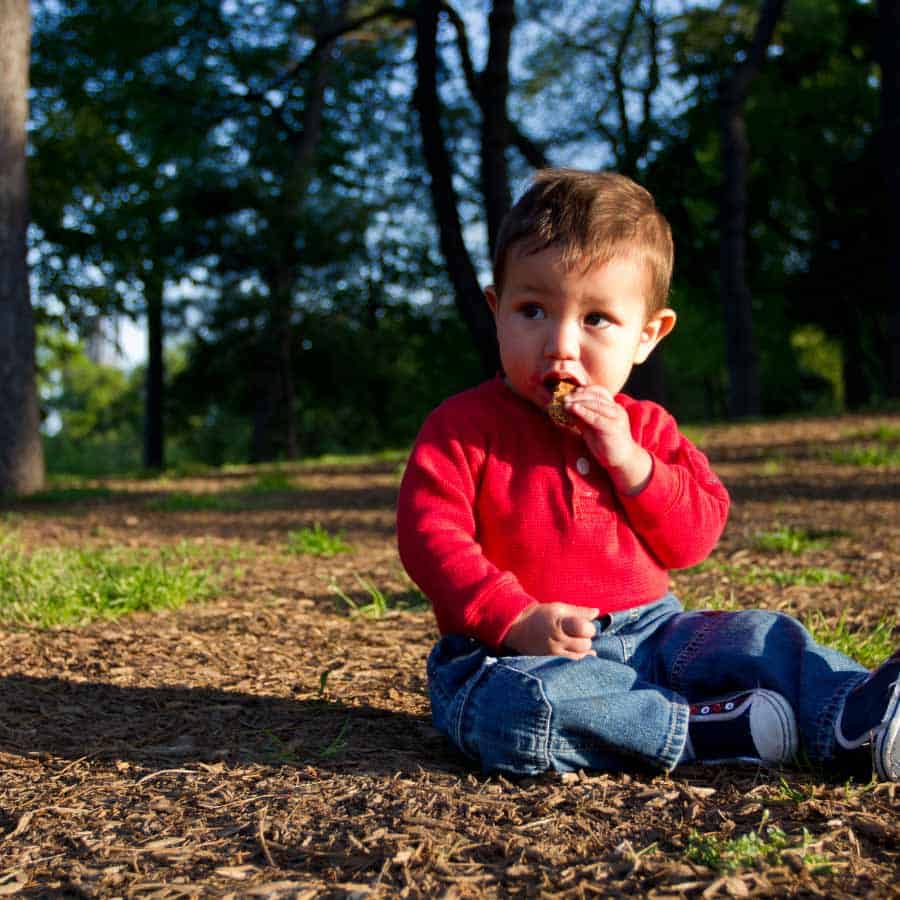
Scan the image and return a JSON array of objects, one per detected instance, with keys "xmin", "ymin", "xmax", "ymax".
[{"xmin": 13, "ymin": 0, "xmax": 899, "ymax": 482}]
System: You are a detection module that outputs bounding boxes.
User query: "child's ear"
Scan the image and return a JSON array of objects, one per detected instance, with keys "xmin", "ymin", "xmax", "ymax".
[
  {"xmin": 634, "ymin": 308, "xmax": 677, "ymax": 364},
  {"xmin": 485, "ymin": 285, "xmax": 499, "ymax": 317}
]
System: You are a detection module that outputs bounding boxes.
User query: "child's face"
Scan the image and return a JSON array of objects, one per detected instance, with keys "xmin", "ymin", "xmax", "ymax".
[{"xmin": 485, "ymin": 245, "xmax": 675, "ymax": 411}]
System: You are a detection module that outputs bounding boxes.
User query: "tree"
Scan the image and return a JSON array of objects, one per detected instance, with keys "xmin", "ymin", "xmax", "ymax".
[
  {"xmin": 0, "ymin": 0, "xmax": 44, "ymax": 495},
  {"xmin": 718, "ymin": 0, "xmax": 787, "ymax": 418},
  {"xmin": 878, "ymin": 0, "xmax": 900, "ymax": 398},
  {"xmin": 413, "ymin": 0, "xmax": 500, "ymax": 377}
]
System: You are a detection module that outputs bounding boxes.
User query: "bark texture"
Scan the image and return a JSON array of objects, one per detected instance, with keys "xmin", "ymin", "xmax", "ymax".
[{"xmin": 0, "ymin": 0, "xmax": 44, "ymax": 495}]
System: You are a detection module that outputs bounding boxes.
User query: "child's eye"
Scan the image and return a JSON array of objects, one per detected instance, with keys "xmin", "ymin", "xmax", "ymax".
[
  {"xmin": 519, "ymin": 303, "xmax": 545, "ymax": 320},
  {"xmin": 585, "ymin": 312, "xmax": 611, "ymax": 328}
]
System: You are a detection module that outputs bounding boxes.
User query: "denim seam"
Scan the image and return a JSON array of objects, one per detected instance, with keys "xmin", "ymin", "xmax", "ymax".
[
  {"xmin": 660, "ymin": 697, "xmax": 690, "ymax": 771},
  {"xmin": 815, "ymin": 671, "xmax": 869, "ymax": 760},
  {"xmin": 450, "ymin": 657, "xmax": 496, "ymax": 756},
  {"xmin": 669, "ymin": 616, "xmax": 718, "ymax": 696},
  {"xmin": 495, "ymin": 663, "xmax": 552, "ymax": 772}
]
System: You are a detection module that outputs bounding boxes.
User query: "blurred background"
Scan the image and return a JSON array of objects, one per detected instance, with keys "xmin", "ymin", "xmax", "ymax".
[{"xmin": 15, "ymin": 0, "xmax": 900, "ymax": 476}]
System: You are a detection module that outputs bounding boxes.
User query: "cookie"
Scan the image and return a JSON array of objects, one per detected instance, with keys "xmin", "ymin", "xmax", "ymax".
[{"xmin": 547, "ymin": 381, "xmax": 579, "ymax": 432}]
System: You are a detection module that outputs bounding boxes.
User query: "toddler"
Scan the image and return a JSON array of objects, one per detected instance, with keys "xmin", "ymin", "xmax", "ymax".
[{"xmin": 397, "ymin": 169, "xmax": 899, "ymax": 780}]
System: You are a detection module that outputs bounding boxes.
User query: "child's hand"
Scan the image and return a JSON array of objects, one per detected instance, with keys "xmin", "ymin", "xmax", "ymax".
[
  {"xmin": 503, "ymin": 603, "xmax": 599, "ymax": 659},
  {"xmin": 563, "ymin": 386, "xmax": 652, "ymax": 495}
]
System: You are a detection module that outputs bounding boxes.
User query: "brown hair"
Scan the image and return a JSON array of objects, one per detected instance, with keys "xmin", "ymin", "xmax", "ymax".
[{"xmin": 492, "ymin": 169, "xmax": 674, "ymax": 314}]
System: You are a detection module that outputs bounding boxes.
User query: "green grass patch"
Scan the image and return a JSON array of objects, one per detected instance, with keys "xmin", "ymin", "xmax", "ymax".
[
  {"xmin": 826, "ymin": 445, "xmax": 900, "ymax": 467},
  {"xmin": 681, "ymin": 559, "xmax": 850, "ymax": 590},
  {"xmin": 249, "ymin": 471, "xmax": 302, "ymax": 493},
  {"xmin": 807, "ymin": 614, "xmax": 896, "ymax": 669},
  {"xmin": 685, "ymin": 820, "xmax": 832, "ymax": 874},
  {"xmin": 736, "ymin": 565, "xmax": 850, "ymax": 587},
  {"xmin": 842, "ymin": 424, "xmax": 900, "ymax": 444},
  {"xmin": 19, "ymin": 485, "xmax": 116, "ymax": 504},
  {"xmin": 287, "ymin": 524, "xmax": 353, "ymax": 557},
  {"xmin": 0, "ymin": 539, "xmax": 218, "ymax": 628},
  {"xmin": 753, "ymin": 526, "xmax": 842, "ymax": 554},
  {"xmin": 329, "ymin": 574, "xmax": 428, "ymax": 618}
]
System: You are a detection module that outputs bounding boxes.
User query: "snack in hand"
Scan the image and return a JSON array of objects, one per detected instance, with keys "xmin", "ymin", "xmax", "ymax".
[{"xmin": 547, "ymin": 381, "xmax": 579, "ymax": 432}]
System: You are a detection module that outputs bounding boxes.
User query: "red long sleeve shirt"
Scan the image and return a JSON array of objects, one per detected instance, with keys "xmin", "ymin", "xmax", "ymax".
[{"xmin": 397, "ymin": 377, "xmax": 730, "ymax": 649}]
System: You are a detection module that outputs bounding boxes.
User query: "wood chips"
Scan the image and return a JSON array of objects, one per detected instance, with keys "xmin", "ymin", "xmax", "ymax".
[{"xmin": 1, "ymin": 414, "xmax": 898, "ymax": 897}]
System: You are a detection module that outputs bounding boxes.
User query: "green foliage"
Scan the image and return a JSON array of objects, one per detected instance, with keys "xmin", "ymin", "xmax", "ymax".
[
  {"xmin": 25, "ymin": 0, "xmax": 898, "ymax": 474},
  {"xmin": 0, "ymin": 538, "xmax": 216, "ymax": 627},
  {"xmin": 287, "ymin": 524, "xmax": 353, "ymax": 558}
]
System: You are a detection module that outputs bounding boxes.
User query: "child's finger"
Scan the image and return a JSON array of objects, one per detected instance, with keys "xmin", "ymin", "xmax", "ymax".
[
  {"xmin": 561, "ymin": 614, "xmax": 597, "ymax": 639},
  {"xmin": 554, "ymin": 638, "xmax": 597, "ymax": 659}
]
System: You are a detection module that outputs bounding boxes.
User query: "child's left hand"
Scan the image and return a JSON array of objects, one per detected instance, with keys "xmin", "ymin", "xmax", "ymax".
[{"xmin": 563, "ymin": 386, "xmax": 653, "ymax": 495}]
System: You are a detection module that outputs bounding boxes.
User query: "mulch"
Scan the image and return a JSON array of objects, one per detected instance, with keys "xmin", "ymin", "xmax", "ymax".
[{"xmin": 1, "ymin": 412, "xmax": 898, "ymax": 898}]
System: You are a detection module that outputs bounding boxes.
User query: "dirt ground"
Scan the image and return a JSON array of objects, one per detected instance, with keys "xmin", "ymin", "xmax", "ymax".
[{"xmin": 1, "ymin": 413, "xmax": 898, "ymax": 898}]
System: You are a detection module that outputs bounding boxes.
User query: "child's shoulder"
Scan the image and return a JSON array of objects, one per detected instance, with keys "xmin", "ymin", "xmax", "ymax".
[{"xmin": 427, "ymin": 377, "xmax": 512, "ymax": 425}]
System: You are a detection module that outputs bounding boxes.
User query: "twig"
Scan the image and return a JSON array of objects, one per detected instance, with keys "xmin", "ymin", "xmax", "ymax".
[
  {"xmin": 258, "ymin": 805, "xmax": 276, "ymax": 867},
  {"xmin": 136, "ymin": 768, "xmax": 198, "ymax": 786}
]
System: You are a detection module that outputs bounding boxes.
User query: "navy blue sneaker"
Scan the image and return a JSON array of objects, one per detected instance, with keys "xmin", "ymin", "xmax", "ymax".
[
  {"xmin": 685, "ymin": 689, "xmax": 798, "ymax": 766},
  {"xmin": 835, "ymin": 650, "xmax": 900, "ymax": 781}
]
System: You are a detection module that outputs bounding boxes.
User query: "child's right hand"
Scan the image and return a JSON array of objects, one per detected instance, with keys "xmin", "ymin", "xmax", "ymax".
[{"xmin": 502, "ymin": 603, "xmax": 600, "ymax": 659}]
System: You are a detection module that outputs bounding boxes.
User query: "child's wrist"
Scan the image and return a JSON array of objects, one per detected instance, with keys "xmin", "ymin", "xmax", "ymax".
[{"xmin": 607, "ymin": 446, "xmax": 653, "ymax": 496}]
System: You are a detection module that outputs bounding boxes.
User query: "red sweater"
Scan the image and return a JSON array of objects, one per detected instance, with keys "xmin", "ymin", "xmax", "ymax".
[{"xmin": 397, "ymin": 377, "xmax": 730, "ymax": 649}]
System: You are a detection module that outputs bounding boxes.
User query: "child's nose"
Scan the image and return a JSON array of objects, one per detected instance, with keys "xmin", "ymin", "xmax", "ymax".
[{"xmin": 545, "ymin": 319, "xmax": 579, "ymax": 359}]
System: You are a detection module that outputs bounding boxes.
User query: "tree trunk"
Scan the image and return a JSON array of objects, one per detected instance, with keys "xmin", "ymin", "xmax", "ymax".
[
  {"xmin": 143, "ymin": 274, "xmax": 165, "ymax": 470},
  {"xmin": 718, "ymin": 0, "xmax": 787, "ymax": 418},
  {"xmin": 413, "ymin": 0, "xmax": 499, "ymax": 377},
  {"xmin": 719, "ymin": 93, "xmax": 761, "ymax": 418},
  {"xmin": 878, "ymin": 0, "xmax": 900, "ymax": 398},
  {"xmin": 0, "ymin": 1, "xmax": 44, "ymax": 495},
  {"xmin": 480, "ymin": 0, "xmax": 514, "ymax": 260},
  {"xmin": 252, "ymin": 0, "xmax": 346, "ymax": 461}
]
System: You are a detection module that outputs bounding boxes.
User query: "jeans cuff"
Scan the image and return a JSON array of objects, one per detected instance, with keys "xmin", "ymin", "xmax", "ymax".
[
  {"xmin": 659, "ymin": 698, "xmax": 690, "ymax": 771},
  {"xmin": 814, "ymin": 672, "xmax": 869, "ymax": 761}
]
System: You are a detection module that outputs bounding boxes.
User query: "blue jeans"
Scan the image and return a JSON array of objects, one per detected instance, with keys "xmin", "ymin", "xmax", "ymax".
[{"xmin": 428, "ymin": 595, "xmax": 869, "ymax": 775}]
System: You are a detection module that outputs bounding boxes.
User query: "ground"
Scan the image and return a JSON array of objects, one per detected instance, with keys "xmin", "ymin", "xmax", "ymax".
[{"xmin": 1, "ymin": 413, "xmax": 898, "ymax": 898}]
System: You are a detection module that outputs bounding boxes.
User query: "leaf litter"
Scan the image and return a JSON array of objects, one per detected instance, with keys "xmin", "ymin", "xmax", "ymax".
[{"xmin": 0, "ymin": 414, "xmax": 898, "ymax": 897}]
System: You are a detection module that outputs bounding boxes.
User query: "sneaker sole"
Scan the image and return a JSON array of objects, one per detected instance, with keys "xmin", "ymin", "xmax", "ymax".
[{"xmin": 873, "ymin": 679, "xmax": 900, "ymax": 781}]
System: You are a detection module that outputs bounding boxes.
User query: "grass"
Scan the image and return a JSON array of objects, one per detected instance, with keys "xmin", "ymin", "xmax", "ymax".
[
  {"xmin": 753, "ymin": 526, "xmax": 843, "ymax": 554},
  {"xmin": 682, "ymin": 559, "xmax": 850, "ymax": 589},
  {"xmin": 0, "ymin": 537, "xmax": 218, "ymax": 628},
  {"xmin": 826, "ymin": 445, "xmax": 900, "ymax": 467},
  {"xmin": 685, "ymin": 822, "xmax": 832, "ymax": 875},
  {"xmin": 328, "ymin": 573, "xmax": 429, "ymax": 618},
  {"xmin": 843, "ymin": 424, "xmax": 900, "ymax": 442},
  {"xmin": 737, "ymin": 565, "xmax": 850, "ymax": 587},
  {"xmin": 807, "ymin": 613, "xmax": 896, "ymax": 669},
  {"xmin": 287, "ymin": 523, "xmax": 353, "ymax": 557}
]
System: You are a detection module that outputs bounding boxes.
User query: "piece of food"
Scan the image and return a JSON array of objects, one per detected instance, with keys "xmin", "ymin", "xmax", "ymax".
[{"xmin": 547, "ymin": 381, "xmax": 579, "ymax": 432}]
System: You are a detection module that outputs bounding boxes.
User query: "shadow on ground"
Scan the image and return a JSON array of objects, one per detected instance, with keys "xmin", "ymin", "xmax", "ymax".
[{"xmin": 0, "ymin": 674, "xmax": 454, "ymax": 778}]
